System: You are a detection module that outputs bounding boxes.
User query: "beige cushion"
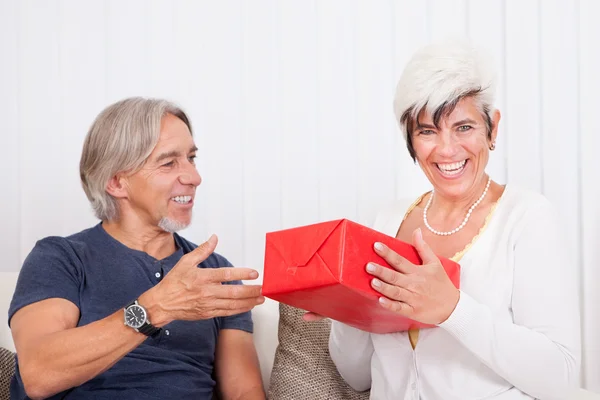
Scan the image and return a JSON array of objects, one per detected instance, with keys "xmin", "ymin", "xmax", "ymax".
[
  {"xmin": 0, "ymin": 347, "xmax": 15, "ymax": 400},
  {"xmin": 268, "ymin": 303, "xmax": 370, "ymax": 400}
]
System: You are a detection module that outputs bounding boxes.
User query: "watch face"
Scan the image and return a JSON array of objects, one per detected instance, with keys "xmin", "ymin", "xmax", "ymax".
[{"xmin": 125, "ymin": 305, "xmax": 146, "ymax": 329}]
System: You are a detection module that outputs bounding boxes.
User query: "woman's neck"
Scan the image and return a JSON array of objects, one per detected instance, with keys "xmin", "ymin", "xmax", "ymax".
[{"xmin": 429, "ymin": 175, "xmax": 491, "ymax": 219}]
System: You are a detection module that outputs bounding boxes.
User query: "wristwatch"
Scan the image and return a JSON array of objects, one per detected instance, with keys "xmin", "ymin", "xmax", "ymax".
[{"xmin": 123, "ymin": 299, "xmax": 161, "ymax": 337}]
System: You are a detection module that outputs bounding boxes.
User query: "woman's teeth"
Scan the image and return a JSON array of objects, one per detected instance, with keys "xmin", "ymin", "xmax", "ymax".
[
  {"xmin": 436, "ymin": 160, "xmax": 467, "ymax": 176},
  {"xmin": 172, "ymin": 196, "xmax": 192, "ymax": 204}
]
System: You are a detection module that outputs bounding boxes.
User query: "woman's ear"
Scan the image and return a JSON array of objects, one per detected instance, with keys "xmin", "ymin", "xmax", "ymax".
[{"xmin": 490, "ymin": 109, "xmax": 501, "ymax": 144}]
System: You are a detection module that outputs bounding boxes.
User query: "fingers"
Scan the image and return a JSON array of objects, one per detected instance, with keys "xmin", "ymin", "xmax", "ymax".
[
  {"xmin": 366, "ymin": 262, "xmax": 416, "ymax": 317},
  {"xmin": 207, "ymin": 297, "xmax": 266, "ymax": 318},
  {"xmin": 204, "ymin": 267, "xmax": 260, "ymax": 284},
  {"xmin": 370, "ymin": 276, "xmax": 413, "ymax": 303},
  {"xmin": 373, "ymin": 242, "xmax": 416, "ymax": 274},
  {"xmin": 378, "ymin": 296, "xmax": 414, "ymax": 316},
  {"xmin": 213, "ymin": 283, "xmax": 263, "ymax": 300},
  {"xmin": 412, "ymin": 228, "xmax": 438, "ymax": 264},
  {"xmin": 302, "ymin": 312, "xmax": 326, "ymax": 322},
  {"xmin": 213, "ymin": 296, "xmax": 265, "ymax": 310},
  {"xmin": 185, "ymin": 234, "xmax": 219, "ymax": 265},
  {"xmin": 366, "ymin": 262, "xmax": 411, "ymax": 287}
]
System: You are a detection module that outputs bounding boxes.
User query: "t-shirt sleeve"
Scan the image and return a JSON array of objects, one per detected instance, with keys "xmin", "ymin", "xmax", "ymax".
[
  {"xmin": 8, "ymin": 237, "xmax": 83, "ymax": 327},
  {"xmin": 208, "ymin": 255, "xmax": 254, "ymax": 334}
]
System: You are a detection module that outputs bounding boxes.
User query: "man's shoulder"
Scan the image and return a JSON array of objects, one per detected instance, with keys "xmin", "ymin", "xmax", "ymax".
[
  {"xmin": 29, "ymin": 224, "xmax": 102, "ymax": 260},
  {"xmin": 174, "ymin": 234, "xmax": 233, "ymax": 269}
]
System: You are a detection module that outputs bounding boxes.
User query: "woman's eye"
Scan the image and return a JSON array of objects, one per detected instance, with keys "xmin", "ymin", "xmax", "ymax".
[
  {"xmin": 162, "ymin": 161, "xmax": 175, "ymax": 167},
  {"xmin": 188, "ymin": 155, "xmax": 196, "ymax": 163},
  {"xmin": 458, "ymin": 125, "xmax": 472, "ymax": 132}
]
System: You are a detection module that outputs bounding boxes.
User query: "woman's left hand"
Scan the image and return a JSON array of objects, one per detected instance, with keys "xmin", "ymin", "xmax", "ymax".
[{"xmin": 367, "ymin": 228, "xmax": 460, "ymax": 325}]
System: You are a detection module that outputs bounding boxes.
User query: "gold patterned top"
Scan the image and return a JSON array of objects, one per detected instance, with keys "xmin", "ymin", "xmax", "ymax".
[{"xmin": 402, "ymin": 191, "xmax": 502, "ymax": 349}]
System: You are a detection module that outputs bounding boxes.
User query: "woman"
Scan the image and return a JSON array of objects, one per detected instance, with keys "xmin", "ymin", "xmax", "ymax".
[{"xmin": 320, "ymin": 42, "xmax": 581, "ymax": 399}]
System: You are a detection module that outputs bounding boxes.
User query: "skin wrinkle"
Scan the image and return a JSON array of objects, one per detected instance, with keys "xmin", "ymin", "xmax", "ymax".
[{"xmin": 104, "ymin": 113, "xmax": 201, "ymax": 259}]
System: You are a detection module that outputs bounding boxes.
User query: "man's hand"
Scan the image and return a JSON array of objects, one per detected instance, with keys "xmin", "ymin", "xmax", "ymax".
[{"xmin": 140, "ymin": 235, "xmax": 264, "ymax": 327}]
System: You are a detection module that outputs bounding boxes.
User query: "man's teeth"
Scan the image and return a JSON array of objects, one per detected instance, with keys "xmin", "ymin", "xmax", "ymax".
[
  {"xmin": 172, "ymin": 196, "xmax": 192, "ymax": 204},
  {"xmin": 437, "ymin": 160, "xmax": 467, "ymax": 175}
]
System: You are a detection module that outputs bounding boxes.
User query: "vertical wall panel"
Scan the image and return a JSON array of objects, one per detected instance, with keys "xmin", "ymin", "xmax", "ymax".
[
  {"xmin": 278, "ymin": 1, "xmax": 319, "ymax": 229},
  {"xmin": 18, "ymin": 0, "xmax": 63, "ymax": 263},
  {"xmin": 240, "ymin": 0, "xmax": 282, "ymax": 385},
  {"xmin": 58, "ymin": 0, "xmax": 106, "ymax": 233},
  {"xmin": 0, "ymin": 0, "xmax": 20, "ymax": 271},
  {"xmin": 504, "ymin": 0, "xmax": 542, "ymax": 191},
  {"xmin": 316, "ymin": 0, "xmax": 358, "ymax": 222},
  {"xmin": 354, "ymin": 1, "xmax": 396, "ymax": 226},
  {"xmin": 467, "ymin": 0, "xmax": 507, "ymax": 184},
  {"xmin": 539, "ymin": 1, "xmax": 580, "ymax": 272},
  {"xmin": 147, "ymin": 0, "xmax": 178, "ymax": 99},
  {"xmin": 579, "ymin": 0, "xmax": 600, "ymax": 390},
  {"xmin": 104, "ymin": 0, "xmax": 151, "ymax": 101},
  {"xmin": 427, "ymin": 0, "xmax": 468, "ymax": 41}
]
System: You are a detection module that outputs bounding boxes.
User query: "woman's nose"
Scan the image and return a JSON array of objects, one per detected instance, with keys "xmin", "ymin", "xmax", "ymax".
[{"xmin": 436, "ymin": 132, "xmax": 460, "ymax": 157}]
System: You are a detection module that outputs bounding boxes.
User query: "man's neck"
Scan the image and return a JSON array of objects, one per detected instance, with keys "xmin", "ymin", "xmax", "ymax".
[{"xmin": 102, "ymin": 218, "xmax": 177, "ymax": 260}]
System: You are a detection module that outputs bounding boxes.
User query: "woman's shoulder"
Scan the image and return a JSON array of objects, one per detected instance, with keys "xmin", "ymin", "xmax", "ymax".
[
  {"xmin": 372, "ymin": 193, "xmax": 427, "ymax": 233},
  {"xmin": 500, "ymin": 184, "xmax": 556, "ymax": 216},
  {"xmin": 495, "ymin": 184, "xmax": 562, "ymax": 238}
]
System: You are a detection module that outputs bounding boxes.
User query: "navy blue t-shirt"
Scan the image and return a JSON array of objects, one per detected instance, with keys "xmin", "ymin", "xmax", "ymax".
[{"xmin": 8, "ymin": 223, "xmax": 253, "ymax": 400}]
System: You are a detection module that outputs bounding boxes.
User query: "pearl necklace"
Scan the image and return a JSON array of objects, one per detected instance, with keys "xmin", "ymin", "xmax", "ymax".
[{"xmin": 423, "ymin": 176, "xmax": 491, "ymax": 236}]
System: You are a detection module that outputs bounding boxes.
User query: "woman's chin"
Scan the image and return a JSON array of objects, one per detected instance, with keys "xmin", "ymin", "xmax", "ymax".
[{"xmin": 431, "ymin": 172, "xmax": 477, "ymax": 197}]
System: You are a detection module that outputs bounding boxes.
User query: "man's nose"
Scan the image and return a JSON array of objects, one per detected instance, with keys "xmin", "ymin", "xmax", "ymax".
[{"xmin": 180, "ymin": 164, "xmax": 202, "ymax": 186}]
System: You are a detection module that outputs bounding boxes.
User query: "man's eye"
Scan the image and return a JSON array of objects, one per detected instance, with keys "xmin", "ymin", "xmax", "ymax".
[
  {"xmin": 188, "ymin": 155, "xmax": 196, "ymax": 163},
  {"xmin": 419, "ymin": 130, "xmax": 435, "ymax": 135},
  {"xmin": 458, "ymin": 125, "xmax": 472, "ymax": 132},
  {"xmin": 162, "ymin": 161, "xmax": 175, "ymax": 167}
]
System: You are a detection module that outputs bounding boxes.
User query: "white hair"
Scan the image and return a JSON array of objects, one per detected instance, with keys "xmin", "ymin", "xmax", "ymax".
[
  {"xmin": 393, "ymin": 40, "xmax": 497, "ymax": 148},
  {"xmin": 80, "ymin": 97, "xmax": 192, "ymax": 221},
  {"xmin": 158, "ymin": 217, "xmax": 190, "ymax": 233}
]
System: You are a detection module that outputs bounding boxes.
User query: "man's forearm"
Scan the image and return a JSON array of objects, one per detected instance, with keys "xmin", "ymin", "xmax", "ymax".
[
  {"xmin": 19, "ymin": 309, "xmax": 147, "ymax": 399},
  {"xmin": 225, "ymin": 385, "xmax": 266, "ymax": 400},
  {"xmin": 241, "ymin": 386, "xmax": 267, "ymax": 400}
]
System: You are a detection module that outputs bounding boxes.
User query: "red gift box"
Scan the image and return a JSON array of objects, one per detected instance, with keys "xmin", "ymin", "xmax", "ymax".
[{"xmin": 262, "ymin": 219, "xmax": 461, "ymax": 334}]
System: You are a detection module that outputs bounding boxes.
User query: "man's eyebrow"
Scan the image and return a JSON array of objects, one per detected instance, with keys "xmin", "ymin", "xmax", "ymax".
[
  {"xmin": 154, "ymin": 146, "xmax": 198, "ymax": 164},
  {"xmin": 155, "ymin": 150, "xmax": 180, "ymax": 163}
]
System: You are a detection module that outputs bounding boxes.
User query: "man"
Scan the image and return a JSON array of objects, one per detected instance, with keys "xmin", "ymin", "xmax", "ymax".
[{"xmin": 8, "ymin": 97, "xmax": 266, "ymax": 400}]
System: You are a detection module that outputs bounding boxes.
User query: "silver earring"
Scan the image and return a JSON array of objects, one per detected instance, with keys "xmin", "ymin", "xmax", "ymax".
[{"xmin": 490, "ymin": 142, "xmax": 496, "ymax": 151}]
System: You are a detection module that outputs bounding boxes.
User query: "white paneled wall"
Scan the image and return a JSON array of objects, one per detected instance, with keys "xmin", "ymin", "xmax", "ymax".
[{"xmin": 1, "ymin": 0, "xmax": 599, "ymax": 391}]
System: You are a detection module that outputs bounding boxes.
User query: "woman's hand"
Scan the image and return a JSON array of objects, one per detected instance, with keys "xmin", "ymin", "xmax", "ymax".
[
  {"xmin": 302, "ymin": 312, "xmax": 326, "ymax": 322},
  {"xmin": 367, "ymin": 228, "xmax": 460, "ymax": 325}
]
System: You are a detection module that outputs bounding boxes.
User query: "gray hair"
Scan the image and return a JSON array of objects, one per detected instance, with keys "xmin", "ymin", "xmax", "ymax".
[
  {"xmin": 80, "ymin": 97, "xmax": 192, "ymax": 221},
  {"xmin": 393, "ymin": 40, "xmax": 497, "ymax": 161}
]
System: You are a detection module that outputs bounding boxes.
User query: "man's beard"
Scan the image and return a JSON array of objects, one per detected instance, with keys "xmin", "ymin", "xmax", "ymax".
[{"xmin": 158, "ymin": 217, "xmax": 190, "ymax": 233}]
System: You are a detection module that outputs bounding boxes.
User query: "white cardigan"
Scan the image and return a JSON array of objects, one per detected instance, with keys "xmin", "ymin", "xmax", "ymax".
[{"xmin": 329, "ymin": 185, "xmax": 581, "ymax": 400}]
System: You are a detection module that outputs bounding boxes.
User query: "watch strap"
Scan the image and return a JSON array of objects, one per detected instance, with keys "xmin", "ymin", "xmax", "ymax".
[{"xmin": 138, "ymin": 323, "xmax": 161, "ymax": 337}]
